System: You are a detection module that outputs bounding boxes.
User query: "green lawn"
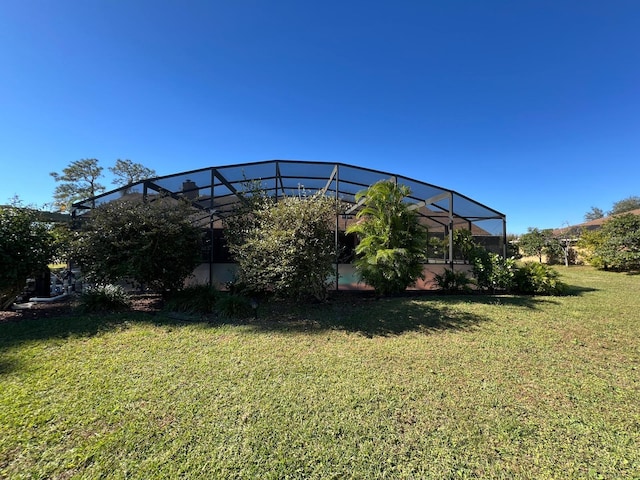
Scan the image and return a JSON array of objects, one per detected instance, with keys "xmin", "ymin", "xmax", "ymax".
[{"xmin": 1, "ymin": 267, "xmax": 639, "ymax": 479}]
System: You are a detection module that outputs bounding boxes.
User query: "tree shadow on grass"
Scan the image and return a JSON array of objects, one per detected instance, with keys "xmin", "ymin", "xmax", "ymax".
[
  {"xmin": 318, "ymin": 301, "xmax": 485, "ymax": 337},
  {"xmin": 0, "ymin": 313, "xmax": 137, "ymax": 350},
  {"xmin": 564, "ymin": 284, "xmax": 599, "ymax": 296},
  {"xmin": 0, "ymin": 356, "xmax": 19, "ymax": 375},
  {"xmin": 234, "ymin": 292, "xmax": 555, "ymax": 337},
  {"xmin": 0, "ymin": 289, "xmax": 575, "ymax": 362}
]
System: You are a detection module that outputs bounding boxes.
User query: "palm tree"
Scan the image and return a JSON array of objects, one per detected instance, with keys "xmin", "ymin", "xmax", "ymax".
[{"xmin": 347, "ymin": 180, "xmax": 428, "ymax": 295}]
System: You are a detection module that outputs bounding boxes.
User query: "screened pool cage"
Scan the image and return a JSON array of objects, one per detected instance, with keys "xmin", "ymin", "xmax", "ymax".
[{"xmin": 72, "ymin": 160, "xmax": 507, "ymax": 291}]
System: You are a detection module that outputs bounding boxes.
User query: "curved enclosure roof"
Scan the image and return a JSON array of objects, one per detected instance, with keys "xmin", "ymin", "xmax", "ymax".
[{"xmin": 73, "ymin": 160, "xmax": 506, "ymax": 236}]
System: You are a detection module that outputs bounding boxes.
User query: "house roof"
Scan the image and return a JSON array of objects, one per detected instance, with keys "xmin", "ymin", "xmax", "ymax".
[{"xmin": 554, "ymin": 208, "xmax": 640, "ymax": 235}]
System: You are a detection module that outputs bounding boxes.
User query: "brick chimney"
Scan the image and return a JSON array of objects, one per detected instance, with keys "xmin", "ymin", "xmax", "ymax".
[{"xmin": 182, "ymin": 179, "xmax": 198, "ymax": 200}]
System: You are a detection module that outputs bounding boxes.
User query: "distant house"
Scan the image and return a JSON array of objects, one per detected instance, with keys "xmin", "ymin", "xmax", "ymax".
[{"xmin": 554, "ymin": 208, "xmax": 640, "ymax": 236}]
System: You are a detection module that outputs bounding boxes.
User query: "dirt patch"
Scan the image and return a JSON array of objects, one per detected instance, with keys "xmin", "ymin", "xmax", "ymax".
[
  {"xmin": 0, "ymin": 301, "xmax": 73, "ymax": 323},
  {"xmin": 0, "ymin": 290, "xmax": 443, "ymax": 325},
  {"xmin": 0, "ymin": 295, "xmax": 164, "ymax": 324}
]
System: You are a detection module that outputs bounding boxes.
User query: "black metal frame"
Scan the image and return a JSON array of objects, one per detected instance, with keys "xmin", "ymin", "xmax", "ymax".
[{"xmin": 72, "ymin": 160, "xmax": 507, "ymax": 285}]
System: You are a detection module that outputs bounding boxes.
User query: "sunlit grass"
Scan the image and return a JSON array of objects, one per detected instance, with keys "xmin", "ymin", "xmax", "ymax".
[{"xmin": 1, "ymin": 266, "xmax": 639, "ymax": 478}]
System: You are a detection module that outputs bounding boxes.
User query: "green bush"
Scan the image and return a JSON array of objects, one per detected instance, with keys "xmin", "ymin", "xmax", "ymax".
[
  {"xmin": 225, "ymin": 192, "xmax": 338, "ymax": 301},
  {"xmin": 0, "ymin": 205, "xmax": 55, "ymax": 309},
  {"xmin": 164, "ymin": 285, "xmax": 218, "ymax": 314},
  {"xmin": 433, "ymin": 269, "xmax": 472, "ymax": 293},
  {"xmin": 73, "ymin": 198, "xmax": 202, "ymax": 295},
  {"xmin": 215, "ymin": 293, "xmax": 255, "ymax": 319},
  {"xmin": 78, "ymin": 284, "xmax": 132, "ymax": 313},
  {"xmin": 427, "ymin": 236, "xmax": 447, "ymax": 259},
  {"xmin": 513, "ymin": 262, "xmax": 568, "ymax": 295},
  {"xmin": 453, "ymin": 229, "xmax": 476, "ymax": 263},
  {"xmin": 471, "ymin": 250, "xmax": 517, "ymax": 293},
  {"xmin": 583, "ymin": 213, "xmax": 640, "ymax": 272}
]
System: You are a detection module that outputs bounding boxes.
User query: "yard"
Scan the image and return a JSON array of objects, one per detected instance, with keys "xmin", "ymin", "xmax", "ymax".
[{"xmin": 1, "ymin": 266, "xmax": 639, "ymax": 479}]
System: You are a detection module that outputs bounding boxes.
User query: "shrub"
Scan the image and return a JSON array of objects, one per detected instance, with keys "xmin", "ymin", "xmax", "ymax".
[
  {"xmin": 78, "ymin": 284, "xmax": 131, "ymax": 313},
  {"xmin": 0, "ymin": 205, "xmax": 55, "ymax": 309},
  {"xmin": 225, "ymin": 192, "xmax": 338, "ymax": 301},
  {"xmin": 433, "ymin": 269, "xmax": 472, "ymax": 293},
  {"xmin": 427, "ymin": 236, "xmax": 447, "ymax": 260},
  {"xmin": 164, "ymin": 285, "xmax": 218, "ymax": 314},
  {"xmin": 73, "ymin": 198, "xmax": 202, "ymax": 295},
  {"xmin": 471, "ymin": 250, "xmax": 517, "ymax": 293},
  {"xmin": 453, "ymin": 229, "xmax": 476, "ymax": 263},
  {"xmin": 512, "ymin": 262, "xmax": 568, "ymax": 295},
  {"xmin": 506, "ymin": 235, "xmax": 522, "ymax": 259},
  {"xmin": 215, "ymin": 293, "xmax": 255, "ymax": 319},
  {"xmin": 586, "ymin": 213, "xmax": 640, "ymax": 272}
]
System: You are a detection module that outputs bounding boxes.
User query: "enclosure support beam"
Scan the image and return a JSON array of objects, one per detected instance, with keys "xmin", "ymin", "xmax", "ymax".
[
  {"xmin": 344, "ymin": 175, "xmax": 396, "ymax": 215},
  {"xmin": 502, "ymin": 218, "xmax": 508, "ymax": 259},
  {"xmin": 209, "ymin": 169, "xmax": 215, "ymax": 287},
  {"xmin": 321, "ymin": 164, "xmax": 338, "ymax": 195},
  {"xmin": 212, "ymin": 169, "xmax": 250, "ymax": 208},
  {"xmin": 408, "ymin": 191, "xmax": 451, "ymax": 211},
  {"xmin": 345, "ymin": 196, "xmax": 366, "ymax": 215},
  {"xmin": 334, "ymin": 166, "xmax": 340, "ymax": 291},
  {"xmin": 275, "ymin": 161, "xmax": 285, "ymax": 201},
  {"xmin": 448, "ymin": 193, "xmax": 454, "ymax": 270}
]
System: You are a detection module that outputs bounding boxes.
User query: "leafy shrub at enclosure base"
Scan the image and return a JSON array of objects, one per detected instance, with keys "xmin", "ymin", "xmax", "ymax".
[
  {"xmin": 164, "ymin": 285, "xmax": 218, "ymax": 314},
  {"xmin": 215, "ymin": 293, "xmax": 255, "ymax": 319},
  {"xmin": 225, "ymin": 192, "xmax": 338, "ymax": 301},
  {"xmin": 471, "ymin": 250, "xmax": 517, "ymax": 293},
  {"xmin": 73, "ymin": 198, "xmax": 201, "ymax": 295},
  {"xmin": 433, "ymin": 269, "xmax": 472, "ymax": 293},
  {"xmin": 512, "ymin": 262, "xmax": 568, "ymax": 295},
  {"xmin": 163, "ymin": 285, "xmax": 254, "ymax": 318},
  {"xmin": 78, "ymin": 284, "xmax": 132, "ymax": 313}
]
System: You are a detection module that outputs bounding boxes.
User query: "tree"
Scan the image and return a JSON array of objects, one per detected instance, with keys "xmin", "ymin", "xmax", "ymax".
[
  {"xmin": 577, "ymin": 229, "xmax": 607, "ymax": 269},
  {"xmin": 73, "ymin": 198, "xmax": 202, "ymax": 294},
  {"xmin": 50, "ymin": 158, "xmax": 105, "ymax": 211},
  {"xmin": 225, "ymin": 192, "xmax": 338, "ymax": 300},
  {"xmin": 109, "ymin": 159, "xmax": 156, "ymax": 186},
  {"xmin": 609, "ymin": 196, "xmax": 640, "ymax": 216},
  {"xmin": 0, "ymin": 204, "xmax": 55, "ymax": 309},
  {"xmin": 580, "ymin": 213, "xmax": 640, "ymax": 271},
  {"xmin": 346, "ymin": 180, "xmax": 428, "ymax": 295},
  {"xmin": 584, "ymin": 206, "xmax": 605, "ymax": 222},
  {"xmin": 547, "ymin": 223, "xmax": 581, "ymax": 267},
  {"xmin": 543, "ymin": 235, "xmax": 566, "ymax": 265},
  {"xmin": 518, "ymin": 228, "xmax": 548, "ymax": 262},
  {"xmin": 518, "ymin": 227, "xmax": 567, "ymax": 264}
]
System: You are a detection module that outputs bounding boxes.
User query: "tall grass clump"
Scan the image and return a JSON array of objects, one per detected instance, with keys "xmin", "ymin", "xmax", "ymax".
[
  {"xmin": 215, "ymin": 293, "xmax": 255, "ymax": 319},
  {"xmin": 77, "ymin": 284, "xmax": 131, "ymax": 313},
  {"xmin": 164, "ymin": 285, "xmax": 218, "ymax": 314}
]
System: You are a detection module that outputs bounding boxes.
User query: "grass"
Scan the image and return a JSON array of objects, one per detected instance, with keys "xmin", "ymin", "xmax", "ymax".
[{"xmin": 1, "ymin": 266, "xmax": 639, "ymax": 479}]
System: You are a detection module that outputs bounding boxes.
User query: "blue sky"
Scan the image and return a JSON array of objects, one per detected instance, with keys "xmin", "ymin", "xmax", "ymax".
[{"xmin": 1, "ymin": 1, "xmax": 638, "ymax": 234}]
